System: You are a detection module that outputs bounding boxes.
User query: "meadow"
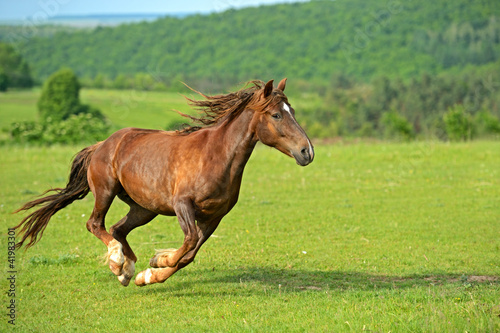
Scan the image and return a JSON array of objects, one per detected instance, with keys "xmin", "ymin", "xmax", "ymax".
[{"xmin": 0, "ymin": 89, "xmax": 499, "ymax": 332}]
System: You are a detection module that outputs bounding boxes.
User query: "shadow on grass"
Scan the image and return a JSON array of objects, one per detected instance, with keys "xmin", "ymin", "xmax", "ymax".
[{"xmin": 137, "ymin": 266, "xmax": 499, "ymax": 296}]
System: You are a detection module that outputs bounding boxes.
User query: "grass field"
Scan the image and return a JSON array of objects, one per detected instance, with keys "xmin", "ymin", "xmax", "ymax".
[
  {"xmin": 1, "ymin": 89, "xmax": 499, "ymax": 332},
  {"xmin": 0, "ymin": 88, "xmax": 194, "ymax": 131}
]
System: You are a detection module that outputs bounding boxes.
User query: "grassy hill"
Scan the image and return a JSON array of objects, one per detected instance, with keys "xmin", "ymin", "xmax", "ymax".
[{"xmin": 4, "ymin": 0, "xmax": 500, "ymax": 86}]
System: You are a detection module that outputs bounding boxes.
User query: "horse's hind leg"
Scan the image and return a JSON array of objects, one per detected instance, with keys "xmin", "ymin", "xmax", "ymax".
[
  {"xmin": 86, "ymin": 159, "xmax": 126, "ymax": 279},
  {"xmin": 109, "ymin": 194, "xmax": 157, "ymax": 286}
]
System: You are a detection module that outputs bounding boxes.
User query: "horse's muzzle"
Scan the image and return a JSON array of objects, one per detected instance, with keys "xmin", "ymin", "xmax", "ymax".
[{"xmin": 294, "ymin": 145, "xmax": 314, "ymax": 166}]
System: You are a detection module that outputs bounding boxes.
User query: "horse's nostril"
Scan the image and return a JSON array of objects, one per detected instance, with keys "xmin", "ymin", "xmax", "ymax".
[{"xmin": 301, "ymin": 147, "xmax": 309, "ymax": 158}]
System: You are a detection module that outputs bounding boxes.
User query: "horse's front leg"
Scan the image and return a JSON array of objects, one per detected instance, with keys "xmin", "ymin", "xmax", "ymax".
[
  {"xmin": 135, "ymin": 198, "xmax": 198, "ymax": 285},
  {"xmin": 135, "ymin": 210, "xmax": 222, "ymax": 286}
]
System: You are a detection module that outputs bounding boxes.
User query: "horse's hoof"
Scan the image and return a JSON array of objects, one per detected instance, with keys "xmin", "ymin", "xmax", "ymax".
[{"xmin": 117, "ymin": 258, "xmax": 135, "ymax": 286}]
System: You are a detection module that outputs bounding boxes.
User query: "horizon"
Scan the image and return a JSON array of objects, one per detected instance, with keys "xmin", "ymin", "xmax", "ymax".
[{"xmin": 0, "ymin": 0, "xmax": 309, "ymax": 21}]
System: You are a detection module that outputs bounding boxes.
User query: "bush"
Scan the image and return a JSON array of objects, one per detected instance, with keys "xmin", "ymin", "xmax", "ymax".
[
  {"xmin": 38, "ymin": 68, "xmax": 105, "ymax": 123},
  {"xmin": 443, "ymin": 105, "xmax": 474, "ymax": 141},
  {"xmin": 38, "ymin": 68, "xmax": 82, "ymax": 122},
  {"xmin": 10, "ymin": 114, "xmax": 111, "ymax": 145},
  {"xmin": 305, "ymin": 121, "xmax": 339, "ymax": 139},
  {"xmin": 8, "ymin": 68, "xmax": 110, "ymax": 145},
  {"xmin": 474, "ymin": 110, "xmax": 500, "ymax": 137},
  {"xmin": 9, "ymin": 121, "xmax": 44, "ymax": 143},
  {"xmin": 380, "ymin": 111, "xmax": 414, "ymax": 141}
]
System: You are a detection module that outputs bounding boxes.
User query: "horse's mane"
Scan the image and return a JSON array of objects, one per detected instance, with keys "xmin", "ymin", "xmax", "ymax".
[{"xmin": 175, "ymin": 80, "xmax": 286, "ymax": 134}]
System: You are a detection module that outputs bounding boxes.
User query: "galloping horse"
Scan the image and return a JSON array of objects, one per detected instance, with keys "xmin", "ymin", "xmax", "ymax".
[{"xmin": 14, "ymin": 79, "xmax": 314, "ymax": 287}]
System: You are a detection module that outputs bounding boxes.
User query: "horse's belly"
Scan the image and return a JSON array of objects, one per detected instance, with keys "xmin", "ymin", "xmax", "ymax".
[{"xmin": 121, "ymin": 182, "xmax": 176, "ymax": 215}]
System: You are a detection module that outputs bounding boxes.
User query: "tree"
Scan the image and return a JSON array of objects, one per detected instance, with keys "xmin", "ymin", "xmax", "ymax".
[
  {"xmin": 0, "ymin": 42, "xmax": 33, "ymax": 89},
  {"xmin": 0, "ymin": 70, "xmax": 8, "ymax": 92}
]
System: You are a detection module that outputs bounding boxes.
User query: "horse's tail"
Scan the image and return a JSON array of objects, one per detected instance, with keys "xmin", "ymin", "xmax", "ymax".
[{"xmin": 14, "ymin": 142, "xmax": 102, "ymax": 249}]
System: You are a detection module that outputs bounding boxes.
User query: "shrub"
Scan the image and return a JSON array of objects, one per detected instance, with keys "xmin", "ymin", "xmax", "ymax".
[
  {"xmin": 380, "ymin": 111, "xmax": 414, "ymax": 141},
  {"xmin": 9, "ymin": 121, "xmax": 44, "ymax": 143},
  {"xmin": 37, "ymin": 68, "xmax": 105, "ymax": 123},
  {"xmin": 8, "ymin": 68, "xmax": 110, "ymax": 145},
  {"xmin": 38, "ymin": 68, "xmax": 82, "ymax": 122},
  {"xmin": 474, "ymin": 110, "xmax": 500, "ymax": 137},
  {"xmin": 10, "ymin": 114, "xmax": 111, "ymax": 145},
  {"xmin": 443, "ymin": 105, "xmax": 474, "ymax": 141}
]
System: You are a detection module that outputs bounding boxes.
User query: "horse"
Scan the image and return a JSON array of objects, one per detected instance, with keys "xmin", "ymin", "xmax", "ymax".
[{"xmin": 14, "ymin": 78, "xmax": 314, "ymax": 287}]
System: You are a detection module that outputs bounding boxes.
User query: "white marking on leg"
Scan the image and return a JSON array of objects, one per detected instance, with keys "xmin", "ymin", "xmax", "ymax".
[
  {"xmin": 144, "ymin": 268, "xmax": 152, "ymax": 285},
  {"xmin": 108, "ymin": 239, "xmax": 124, "ymax": 265}
]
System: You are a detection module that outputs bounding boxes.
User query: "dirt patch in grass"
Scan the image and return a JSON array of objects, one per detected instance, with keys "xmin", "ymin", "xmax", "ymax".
[{"xmin": 467, "ymin": 275, "xmax": 499, "ymax": 283}]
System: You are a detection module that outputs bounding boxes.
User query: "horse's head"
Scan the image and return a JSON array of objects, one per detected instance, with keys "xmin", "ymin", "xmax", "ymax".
[{"xmin": 253, "ymin": 79, "xmax": 314, "ymax": 166}]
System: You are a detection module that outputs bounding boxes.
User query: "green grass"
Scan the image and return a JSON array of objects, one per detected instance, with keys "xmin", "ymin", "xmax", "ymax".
[
  {"xmin": 0, "ymin": 88, "xmax": 194, "ymax": 131},
  {"xmin": 0, "ymin": 89, "xmax": 41, "ymax": 125},
  {"xmin": 79, "ymin": 89, "xmax": 192, "ymax": 129},
  {"xmin": 0, "ymin": 88, "xmax": 499, "ymax": 331},
  {"xmin": 0, "ymin": 141, "xmax": 499, "ymax": 332}
]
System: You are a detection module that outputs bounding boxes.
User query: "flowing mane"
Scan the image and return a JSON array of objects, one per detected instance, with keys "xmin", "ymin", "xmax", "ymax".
[{"xmin": 175, "ymin": 80, "xmax": 287, "ymax": 134}]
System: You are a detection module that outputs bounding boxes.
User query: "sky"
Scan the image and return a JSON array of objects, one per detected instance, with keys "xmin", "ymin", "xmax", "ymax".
[{"xmin": 0, "ymin": 0, "xmax": 308, "ymax": 20}]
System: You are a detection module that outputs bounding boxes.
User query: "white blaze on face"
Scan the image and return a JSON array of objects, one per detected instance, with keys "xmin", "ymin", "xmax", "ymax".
[
  {"xmin": 283, "ymin": 102, "xmax": 314, "ymax": 159},
  {"xmin": 283, "ymin": 102, "xmax": 292, "ymax": 115}
]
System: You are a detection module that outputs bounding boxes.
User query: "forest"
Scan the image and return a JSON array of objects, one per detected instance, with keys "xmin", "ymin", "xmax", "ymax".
[{"xmin": 1, "ymin": 0, "xmax": 499, "ymax": 140}]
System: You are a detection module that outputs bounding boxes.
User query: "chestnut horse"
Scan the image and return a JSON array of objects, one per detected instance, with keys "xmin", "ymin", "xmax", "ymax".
[{"xmin": 14, "ymin": 79, "xmax": 314, "ymax": 287}]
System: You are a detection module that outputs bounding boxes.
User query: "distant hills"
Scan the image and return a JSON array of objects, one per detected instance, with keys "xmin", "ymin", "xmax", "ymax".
[
  {"xmin": 2, "ymin": 0, "xmax": 499, "ymax": 86},
  {"xmin": 0, "ymin": 13, "xmax": 194, "ymax": 27}
]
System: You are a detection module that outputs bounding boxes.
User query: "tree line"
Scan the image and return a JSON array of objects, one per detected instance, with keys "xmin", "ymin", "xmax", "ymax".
[
  {"xmin": 2, "ymin": 0, "xmax": 498, "ymax": 87},
  {"xmin": 299, "ymin": 66, "xmax": 500, "ymax": 140}
]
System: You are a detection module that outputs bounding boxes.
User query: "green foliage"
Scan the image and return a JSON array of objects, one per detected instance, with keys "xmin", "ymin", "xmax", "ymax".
[
  {"xmin": 322, "ymin": 66, "xmax": 500, "ymax": 139},
  {"xmin": 7, "ymin": 68, "xmax": 110, "ymax": 144},
  {"xmin": 38, "ymin": 68, "xmax": 83, "ymax": 122},
  {"xmin": 0, "ymin": 70, "xmax": 8, "ymax": 91},
  {"xmin": 0, "ymin": 41, "xmax": 33, "ymax": 89},
  {"xmin": 380, "ymin": 111, "xmax": 414, "ymax": 141},
  {"xmin": 443, "ymin": 105, "xmax": 474, "ymax": 141},
  {"xmin": 2, "ymin": 1, "xmax": 499, "ymax": 140},
  {"xmin": 8, "ymin": 1, "xmax": 500, "ymax": 87},
  {"xmin": 474, "ymin": 110, "xmax": 500, "ymax": 136},
  {"xmin": 412, "ymin": 17, "xmax": 500, "ymax": 68},
  {"xmin": 10, "ymin": 113, "xmax": 111, "ymax": 145}
]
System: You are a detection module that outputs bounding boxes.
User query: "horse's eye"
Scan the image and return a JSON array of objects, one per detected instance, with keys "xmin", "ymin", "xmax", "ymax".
[{"xmin": 272, "ymin": 113, "xmax": 282, "ymax": 119}]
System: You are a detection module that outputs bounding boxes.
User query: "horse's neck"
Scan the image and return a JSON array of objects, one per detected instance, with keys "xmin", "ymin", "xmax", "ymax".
[{"xmin": 214, "ymin": 108, "xmax": 258, "ymax": 178}]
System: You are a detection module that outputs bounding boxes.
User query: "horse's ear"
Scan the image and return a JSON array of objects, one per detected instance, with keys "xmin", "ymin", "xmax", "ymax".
[
  {"xmin": 263, "ymin": 79, "xmax": 274, "ymax": 98},
  {"xmin": 277, "ymin": 78, "xmax": 287, "ymax": 91}
]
